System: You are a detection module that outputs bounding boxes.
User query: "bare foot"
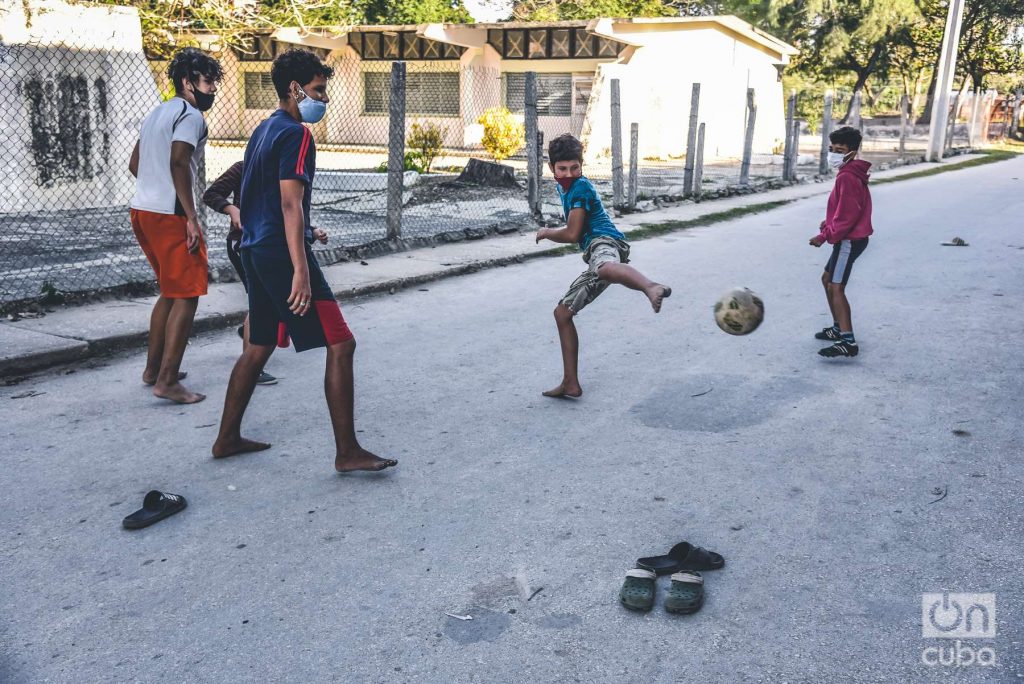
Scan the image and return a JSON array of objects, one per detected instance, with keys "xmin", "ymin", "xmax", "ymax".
[
  {"xmin": 645, "ymin": 284, "xmax": 672, "ymax": 313},
  {"xmin": 152, "ymin": 382, "xmax": 206, "ymax": 404},
  {"xmin": 542, "ymin": 382, "xmax": 582, "ymax": 398},
  {"xmin": 212, "ymin": 437, "xmax": 272, "ymax": 459},
  {"xmin": 143, "ymin": 371, "xmax": 187, "ymax": 386},
  {"xmin": 336, "ymin": 447, "xmax": 398, "ymax": 473}
]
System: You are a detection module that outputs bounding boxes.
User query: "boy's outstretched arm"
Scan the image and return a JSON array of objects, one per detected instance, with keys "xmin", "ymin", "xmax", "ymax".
[{"xmin": 536, "ymin": 208, "xmax": 585, "ymax": 244}]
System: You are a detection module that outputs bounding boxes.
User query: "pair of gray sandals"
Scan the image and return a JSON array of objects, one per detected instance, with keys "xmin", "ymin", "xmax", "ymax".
[{"xmin": 619, "ymin": 542, "xmax": 725, "ymax": 614}]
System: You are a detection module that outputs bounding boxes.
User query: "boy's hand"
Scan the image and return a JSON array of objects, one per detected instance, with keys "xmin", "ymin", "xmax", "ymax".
[
  {"xmin": 185, "ymin": 215, "xmax": 204, "ymax": 253},
  {"xmin": 809, "ymin": 235, "xmax": 823, "ymax": 247},
  {"xmin": 312, "ymin": 228, "xmax": 329, "ymax": 244},
  {"xmin": 535, "ymin": 228, "xmax": 548, "ymax": 244},
  {"xmin": 226, "ymin": 205, "xmax": 242, "ymax": 233},
  {"xmin": 287, "ymin": 270, "xmax": 312, "ymax": 316}
]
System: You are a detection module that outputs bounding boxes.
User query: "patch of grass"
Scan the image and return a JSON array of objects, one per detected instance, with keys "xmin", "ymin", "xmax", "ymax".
[
  {"xmin": 538, "ymin": 200, "xmax": 796, "ymax": 258},
  {"xmin": 872, "ymin": 149, "xmax": 1020, "ymax": 186},
  {"xmin": 630, "ymin": 200, "xmax": 795, "ymax": 239}
]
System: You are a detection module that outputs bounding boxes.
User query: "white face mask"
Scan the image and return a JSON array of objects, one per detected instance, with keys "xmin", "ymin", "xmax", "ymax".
[{"xmin": 827, "ymin": 151, "xmax": 848, "ymax": 170}]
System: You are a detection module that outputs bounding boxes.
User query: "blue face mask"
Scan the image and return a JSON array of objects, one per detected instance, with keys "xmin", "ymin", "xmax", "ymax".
[{"xmin": 297, "ymin": 87, "xmax": 326, "ymax": 124}]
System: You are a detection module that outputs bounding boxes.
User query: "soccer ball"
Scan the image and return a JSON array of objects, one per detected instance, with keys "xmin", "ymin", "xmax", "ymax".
[{"xmin": 714, "ymin": 287, "xmax": 764, "ymax": 335}]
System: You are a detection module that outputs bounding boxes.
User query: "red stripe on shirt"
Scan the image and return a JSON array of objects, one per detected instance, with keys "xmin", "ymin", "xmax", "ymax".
[{"xmin": 295, "ymin": 127, "xmax": 311, "ymax": 176}]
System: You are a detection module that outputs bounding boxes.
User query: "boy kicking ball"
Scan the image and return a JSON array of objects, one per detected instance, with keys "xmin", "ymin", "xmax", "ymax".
[
  {"xmin": 536, "ymin": 134, "xmax": 671, "ymax": 398},
  {"xmin": 810, "ymin": 126, "xmax": 873, "ymax": 358}
]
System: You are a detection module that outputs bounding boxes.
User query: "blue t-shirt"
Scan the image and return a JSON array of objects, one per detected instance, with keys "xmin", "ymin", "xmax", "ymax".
[
  {"xmin": 559, "ymin": 176, "xmax": 625, "ymax": 250},
  {"xmin": 240, "ymin": 110, "xmax": 315, "ymax": 250}
]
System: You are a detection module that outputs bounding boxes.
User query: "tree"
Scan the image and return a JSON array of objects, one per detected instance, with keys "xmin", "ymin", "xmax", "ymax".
[
  {"xmin": 767, "ymin": 0, "xmax": 922, "ymax": 122},
  {"xmin": 510, "ymin": 0, "xmax": 677, "ymax": 20},
  {"xmin": 353, "ymin": 0, "xmax": 473, "ymax": 23}
]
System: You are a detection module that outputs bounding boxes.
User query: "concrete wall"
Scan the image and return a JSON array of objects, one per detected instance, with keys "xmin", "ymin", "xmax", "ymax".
[
  {"xmin": 581, "ymin": 23, "xmax": 786, "ymax": 164},
  {"xmin": 0, "ymin": 0, "xmax": 158, "ymax": 213}
]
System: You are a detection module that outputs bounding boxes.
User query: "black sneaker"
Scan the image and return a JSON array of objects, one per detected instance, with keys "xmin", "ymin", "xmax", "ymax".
[
  {"xmin": 819, "ymin": 341, "xmax": 859, "ymax": 358},
  {"xmin": 814, "ymin": 327, "xmax": 842, "ymax": 341},
  {"xmin": 256, "ymin": 371, "xmax": 278, "ymax": 385}
]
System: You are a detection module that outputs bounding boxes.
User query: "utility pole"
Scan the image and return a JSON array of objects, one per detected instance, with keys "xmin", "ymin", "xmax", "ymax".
[{"xmin": 926, "ymin": 0, "xmax": 966, "ymax": 161}]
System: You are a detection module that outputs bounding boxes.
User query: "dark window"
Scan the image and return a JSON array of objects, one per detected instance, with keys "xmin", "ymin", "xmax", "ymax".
[
  {"xmin": 502, "ymin": 73, "xmax": 572, "ymax": 116},
  {"xmin": 244, "ymin": 72, "xmax": 277, "ymax": 109},
  {"xmin": 364, "ymin": 71, "xmax": 460, "ymax": 116},
  {"xmin": 528, "ymin": 29, "xmax": 547, "ymax": 58},
  {"xmin": 550, "ymin": 29, "xmax": 570, "ymax": 58},
  {"xmin": 383, "ymin": 33, "xmax": 400, "ymax": 59},
  {"xmin": 403, "ymin": 32, "xmax": 420, "ymax": 59},
  {"xmin": 364, "ymin": 33, "xmax": 380, "ymax": 59},
  {"xmin": 505, "ymin": 30, "xmax": 524, "ymax": 58},
  {"xmin": 597, "ymin": 37, "xmax": 619, "ymax": 57},
  {"xmin": 487, "ymin": 29, "xmax": 503, "ymax": 52}
]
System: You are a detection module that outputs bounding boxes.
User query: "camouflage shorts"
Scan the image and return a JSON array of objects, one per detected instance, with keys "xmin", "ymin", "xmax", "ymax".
[{"xmin": 559, "ymin": 237, "xmax": 631, "ymax": 313}]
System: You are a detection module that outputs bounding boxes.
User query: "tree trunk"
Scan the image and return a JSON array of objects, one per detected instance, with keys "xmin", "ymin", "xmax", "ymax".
[
  {"xmin": 839, "ymin": 43, "xmax": 885, "ymax": 123},
  {"xmin": 918, "ymin": 50, "xmax": 942, "ymax": 124}
]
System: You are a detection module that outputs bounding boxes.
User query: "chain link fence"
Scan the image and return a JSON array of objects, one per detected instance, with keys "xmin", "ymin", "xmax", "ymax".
[{"xmin": 0, "ymin": 20, "xmax": 1010, "ymax": 312}]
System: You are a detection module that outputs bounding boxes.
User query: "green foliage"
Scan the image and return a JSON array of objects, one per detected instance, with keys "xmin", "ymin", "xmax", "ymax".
[
  {"xmin": 407, "ymin": 121, "xmax": 447, "ymax": 173},
  {"xmin": 376, "ymin": 151, "xmax": 428, "ymax": 173},
  {"xmin": 477, "ymin": 107, "xmax": 525, "ymax": 162},
  {"xmin": 354, "ymin": 0, "xmax": 473, "ymax": 23}
]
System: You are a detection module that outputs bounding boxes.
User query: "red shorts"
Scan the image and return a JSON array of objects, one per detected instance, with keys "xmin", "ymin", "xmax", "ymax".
[{"xmin": 130, "ymin": 209, "xmax": 208, "ymax": 298}]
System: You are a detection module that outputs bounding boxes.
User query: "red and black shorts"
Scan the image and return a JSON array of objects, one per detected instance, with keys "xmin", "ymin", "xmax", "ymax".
[{"xmin": 241, "ymin": 245, "xmax": 353, "ymax": 352}]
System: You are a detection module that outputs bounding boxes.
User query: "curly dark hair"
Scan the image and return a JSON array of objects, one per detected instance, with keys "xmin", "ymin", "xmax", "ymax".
[
  {"xmin": 829, "ymin": 125, "xmax": 863, "ymax": 151},
  {"xmin": 272, "ymin": 49, "xmax": 336, "ymax": 99},
  {"xmin": 167, "ymin": 47, "xmax": 223, "ymax": 95},
  {"xmin": 548, "ymin": 133, "xmax": 584, "ymax": 164}
]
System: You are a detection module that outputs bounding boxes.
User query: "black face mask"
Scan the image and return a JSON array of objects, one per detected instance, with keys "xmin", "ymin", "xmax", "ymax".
[{"xmin": 191, "ymin": 83, "xmax": 215, "ymax": 112}]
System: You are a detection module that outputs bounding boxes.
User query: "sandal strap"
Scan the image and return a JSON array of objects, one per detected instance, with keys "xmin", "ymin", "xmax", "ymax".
[
  {"xmin": 670, "ymin": 571, "xmax": 704, "ymax": 584},
  {"xmin": 626, "ymin": 568, "xmax": 657, "ymax": 580}
]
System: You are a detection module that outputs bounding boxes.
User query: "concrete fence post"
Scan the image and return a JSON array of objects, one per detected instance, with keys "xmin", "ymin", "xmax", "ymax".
[
  {"xmin": 693, "ymin": 122, "xmax": 705, "ymax": 203},
  {"xmin": 783, "ymin": 90, "xmax": 796, "ymax": 181},
  {"xmin": 610, "ymin": 78, "xmax": 624, "ymax": 208},
  {"xmin": 683, "ymin": 83, "xmax": 701, "ymax": 197},
  {"xmin": 819, "ymin": 90, "xmax": 833, "ymax": 176},
  {"xmin": 740, "ymin": 88, "xmax": 757, "ymax": 185},
  {"xmin": 386, "ymin": 61, "xmax": 406, "ymax": 241},
  {"xmin": 534, "ymin": 131, "xmax": 544, "ymax": 217},
  {"xmin": 628, "ymin": 122, "xmax": 639, "ymax": 209},
  {"xmin": 899, "ymin": 92, "xmax": 909, "ymax": 160},
  {"xmin": 525, "ymin": 71, "xmax": 539, "ymax": 218},
  {"xmin": 789, "ymin": 93, "xmax": 801, "ymax": 181}
]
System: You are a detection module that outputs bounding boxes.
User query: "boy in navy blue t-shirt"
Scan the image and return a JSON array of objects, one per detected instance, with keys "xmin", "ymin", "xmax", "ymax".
[
  {"xmin": 212, "ymin": 49, "xmax": 396, "ymax": 474},
  {"xmin": 535, "ymin": 134, "xmax": 671, "ymax": 398}
]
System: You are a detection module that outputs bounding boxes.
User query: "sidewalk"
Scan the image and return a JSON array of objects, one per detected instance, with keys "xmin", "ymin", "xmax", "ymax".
[{"xmin": 0, "ymin": 154, "xmax": 985, "ymax": 376}]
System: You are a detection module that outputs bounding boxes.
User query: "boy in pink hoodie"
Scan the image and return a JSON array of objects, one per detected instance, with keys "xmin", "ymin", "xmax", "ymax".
[{"xmin": 810, "ymin": 126, "xmax": 873, "ymax": 358}]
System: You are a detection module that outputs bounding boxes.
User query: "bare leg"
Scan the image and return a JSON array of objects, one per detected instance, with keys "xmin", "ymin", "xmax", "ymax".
[
  {"xmin": 152, "ymin": 297, "xmax": 205, "ymax": 404},
  {"xmin": 326, "ymin": 338, "xmax": 397, "ymax": 473},
  {"xmin": 822, "ymin": 271, "xmax": 838, "ymax": 324},
  {"xmin": 142, "ymin": 296, "xmax": 173, "ymax": 384},
  {"xmin": 212, "ymin": 342, "xmax": 275, "ymax": 458},
  {"xmin": 543, "ymin": 304, "xmax": 583, "ymax": 398},
  {"xmin": 829, "ymin": 283, "xmax": 853, "ymax": 333},
  {"xmin": 596, "ymin": 262, "xmax": 671, "ymax": 313}
]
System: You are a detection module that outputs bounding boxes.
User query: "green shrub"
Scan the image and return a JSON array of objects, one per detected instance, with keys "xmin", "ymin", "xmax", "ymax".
[
  {"xmin": 407, "ymin": 121, "xmax": 446, "ymax": 173},
  {"xmin": 376, "ymin": 151, "xmax": 427, "ymax": 174},
  {"xmin": 477, "ymin": 107, "xmax": 524, "ymax": 162}
]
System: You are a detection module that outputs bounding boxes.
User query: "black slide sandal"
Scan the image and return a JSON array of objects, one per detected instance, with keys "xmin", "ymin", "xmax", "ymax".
[
  {"xmin": 637, "ymin": 541, "xmax": 725, "ymax": 575},
  {"xmin": 122, "ymin": 491, "xmax": 187, "ymax": 530}
]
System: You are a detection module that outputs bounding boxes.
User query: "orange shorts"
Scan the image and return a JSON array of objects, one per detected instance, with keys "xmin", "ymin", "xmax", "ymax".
[{"xmin": 130, "ymin": 209, "xmax": 208, "ymax": 298}]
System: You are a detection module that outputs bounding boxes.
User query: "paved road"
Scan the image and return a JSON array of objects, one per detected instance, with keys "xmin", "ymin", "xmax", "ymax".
[{"xmin": 2, "ymin": 156, "xmax": 1022, "ymax": 682}]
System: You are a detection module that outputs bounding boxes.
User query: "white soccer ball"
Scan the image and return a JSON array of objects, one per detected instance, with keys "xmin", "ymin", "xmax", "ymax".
[{"xmin": 714, "ymin": 287, "xmax": 764, "ymax": 335}]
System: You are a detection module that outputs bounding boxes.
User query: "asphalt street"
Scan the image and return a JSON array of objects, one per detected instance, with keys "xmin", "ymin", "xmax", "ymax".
[{"xmin": 2, "ymin": 155, "xmax": 1023, "ymax": 683}]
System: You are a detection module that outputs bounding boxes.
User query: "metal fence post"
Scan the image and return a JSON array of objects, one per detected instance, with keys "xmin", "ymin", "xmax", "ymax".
[
  {"xmin": 525, "ymin": 71, "xmax": 539, "ymax": 218},
  {"xmin": 628, "ymin": 122, "xmax": 639, "ymax": 209},
  {"xmin": 783, "ymin": 91, "xmax": 795, "ymax": 181},
  {"xmin": 386, "ymin": 61, "xmax": 406, "ymax": 242},
  {"xmin": 693, "ymin": 122, "xmax": 705, "ymax": 203},
  {"xmin": 610, "ymin": 78, "xmax": 624, "ymax": 208},
  {"xmin": 683, "ymin": 83, "xmax": 700, "ymax": 197},
  {"xmin": 740, "ymin": 88, "xmax": 756, "ymax": 185},
  {"xmin": 819, "ymin": 90, "xmax": 833, "ymax": 176},
  {"xmin": 899, "ymin": 93, "xmax": 909, "ymax": 160}
]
